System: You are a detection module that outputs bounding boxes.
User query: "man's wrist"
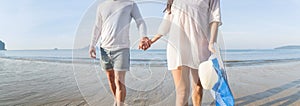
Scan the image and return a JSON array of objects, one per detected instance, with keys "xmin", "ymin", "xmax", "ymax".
[
  {"xmin": 89, "ymin": 45, "xmax": 95, "ymax": 49},
  {"xmin": 141, "ymin": 36, "xmax": 149, "ymax": 39}
]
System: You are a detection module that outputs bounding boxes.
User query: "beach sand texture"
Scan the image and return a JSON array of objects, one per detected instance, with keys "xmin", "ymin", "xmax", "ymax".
[{"xmin": 1, "ymin": 58, "xmax": 300, "ymax": 106}]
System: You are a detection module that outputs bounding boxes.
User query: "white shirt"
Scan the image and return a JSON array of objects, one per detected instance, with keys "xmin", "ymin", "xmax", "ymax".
[
  {"xmin": 90, "ymin": 0, "xmax": 147, "ymax": 50},
  {"xmin": 157, "ymin": 0, "xmax": 222, "ymax": 70}
]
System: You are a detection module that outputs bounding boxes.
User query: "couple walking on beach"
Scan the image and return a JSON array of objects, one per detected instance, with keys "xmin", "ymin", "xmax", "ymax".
[{"xmin": 89, "ymin": 0, "xmax": 222, "ymax": 105}]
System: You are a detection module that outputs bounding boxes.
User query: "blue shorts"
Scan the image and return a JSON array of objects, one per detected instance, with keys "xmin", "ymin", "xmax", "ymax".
[{"xmin": 100, "ymin": 47, "xmax": 130, "ymax": 71}]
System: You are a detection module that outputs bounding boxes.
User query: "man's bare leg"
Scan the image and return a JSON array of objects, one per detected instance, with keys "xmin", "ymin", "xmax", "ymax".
[
  {"xmin": 106, "ymin": 70, "xmax": 116, "ymax": 97},
  {"xmin": 114, "ymin": 71, "xmax": 126, "ymax": 106}
]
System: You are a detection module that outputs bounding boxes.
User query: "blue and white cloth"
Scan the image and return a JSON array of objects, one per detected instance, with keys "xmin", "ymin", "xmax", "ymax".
[{"xmin": 211, "ymin": 57, "xmax": 234, "ymax": 106}]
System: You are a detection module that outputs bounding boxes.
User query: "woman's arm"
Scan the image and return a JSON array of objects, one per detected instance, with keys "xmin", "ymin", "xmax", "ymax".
[
  {"xmin": 208, "ymin": 22, "xmax": 220, "ymax": 53},
  {"xmin": 209, "ymin": 22, "xmax": 219, "ymax": 43},
  {"xmin": 208, "ymin": 0, "xmax": 222, "ymax": 53},
  {"xmin": 151, "ymin": 34, "xmax": 163, "ymax": 44},
  {"xmin": 150, "ymin": 11, "xmax": 172, "ymax": 45}
]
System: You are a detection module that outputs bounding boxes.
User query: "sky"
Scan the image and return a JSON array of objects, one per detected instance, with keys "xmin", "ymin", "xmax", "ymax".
[{"xmin": 0, "ymin": 0, "xmax": 300, "ymax": 50}]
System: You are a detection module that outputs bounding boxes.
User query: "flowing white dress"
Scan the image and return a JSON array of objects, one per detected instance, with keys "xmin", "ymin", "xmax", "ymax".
[{"xmin": 157, "ymin": 0, "xmax": 222, "ymax": 70}]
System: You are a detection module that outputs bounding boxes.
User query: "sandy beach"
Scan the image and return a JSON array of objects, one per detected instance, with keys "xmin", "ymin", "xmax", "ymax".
[
  {"xmin": 227, "ymin": 62, "xmax": 300, "ymax": 106},
  {"xmin": 1, "ymin": 57, "xmax": 300, "ymax": 106}
]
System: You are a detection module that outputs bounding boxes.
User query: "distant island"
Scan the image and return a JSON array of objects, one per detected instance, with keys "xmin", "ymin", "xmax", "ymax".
[
  {"xmin": 0, "ymin": 40, "xmax": 5, "ymax": 50},
  {"xmin": 275, "ymin": 45, "xmax": 300, "ymax": 49}
]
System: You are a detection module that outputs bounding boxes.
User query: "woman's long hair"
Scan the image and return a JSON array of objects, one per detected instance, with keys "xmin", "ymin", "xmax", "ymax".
[{"xmin": 163, "ymin": 0, "xmax": 173, "ymax": 14}]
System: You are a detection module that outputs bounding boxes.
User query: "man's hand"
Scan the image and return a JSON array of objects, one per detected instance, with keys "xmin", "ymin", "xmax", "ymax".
[
  {"xmin": 89, "ymin": 47, "xmax": 96, "ymax": 59},
  {"xmin": 139, "ymin": 37, "xmax": 152, "ymax": 50}
]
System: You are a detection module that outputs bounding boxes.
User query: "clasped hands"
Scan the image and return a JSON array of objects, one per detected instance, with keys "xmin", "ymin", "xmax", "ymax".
[{"xmin": 138, "ymin": 37, "xmax": 152, "ymax": 51}]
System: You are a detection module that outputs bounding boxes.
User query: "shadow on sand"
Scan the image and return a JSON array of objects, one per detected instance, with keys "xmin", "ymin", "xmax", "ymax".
[{"xmin": 235, "ymin": 79, "xmax": 300, "ymax": 106}]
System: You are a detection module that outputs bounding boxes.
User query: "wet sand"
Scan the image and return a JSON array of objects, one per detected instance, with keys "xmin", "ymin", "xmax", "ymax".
[{"xmin": 1, "ymin": 58, "xmax": 300, "ymax": 106}]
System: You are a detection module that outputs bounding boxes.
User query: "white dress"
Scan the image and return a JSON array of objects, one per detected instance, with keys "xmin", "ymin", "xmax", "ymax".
[{"xmin": 157, "ymin": 0, "xmax": 222, "ymax": 70}]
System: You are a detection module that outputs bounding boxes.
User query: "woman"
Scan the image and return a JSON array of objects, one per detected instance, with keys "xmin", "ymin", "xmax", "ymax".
[{"xmin": 148, "ymin": 0, "xmax": 222, "ymax": 105}]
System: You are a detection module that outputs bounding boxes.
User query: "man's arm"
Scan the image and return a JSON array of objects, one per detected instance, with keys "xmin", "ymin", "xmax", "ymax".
[
  {"xmin": 131, "ymin": 3, "xmax": 147, "ymax": 38},
  {"xmin": 89, "ymin": 7, "xmax": 103, "ymax": 58},
  {"xmin": 131, "ymin": 3, "xmax": 151, "ymax": 50}
]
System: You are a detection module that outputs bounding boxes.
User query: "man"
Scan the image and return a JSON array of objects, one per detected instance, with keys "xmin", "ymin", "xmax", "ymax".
[{"xmin": 89, "ymin": 0, "xmax": 151, "ymax": 106}]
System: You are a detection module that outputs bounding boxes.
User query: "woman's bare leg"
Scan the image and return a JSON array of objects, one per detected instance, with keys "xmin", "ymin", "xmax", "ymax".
[
  {"xmin": 191, "ymin": 69, "xmax": 203, "ymax": 106},
  {"xmin": 114, "ymin": 71, "xmax": 126, "ymax": 106},
  {"xmin": 172, "ymin": 66, "xmax": 190, "ymax": 106}
]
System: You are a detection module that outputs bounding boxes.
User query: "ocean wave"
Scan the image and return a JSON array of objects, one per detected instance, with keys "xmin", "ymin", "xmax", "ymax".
[
  {"xmin": 2, "ymin": 56, "xmax": 300, "ymax": 67},
  {"xmin": 0, "ymin": 57, "xmax": 167, "ymax": 66},
  {"xmin": 224, "ymin": 58, "xmax": 300, "ymax": 67}
]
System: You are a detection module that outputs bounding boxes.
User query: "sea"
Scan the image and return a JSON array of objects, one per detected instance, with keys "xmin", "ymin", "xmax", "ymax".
[{"xmin": 1, "ymin": 48, "xmax": 300, "ymax": 67}]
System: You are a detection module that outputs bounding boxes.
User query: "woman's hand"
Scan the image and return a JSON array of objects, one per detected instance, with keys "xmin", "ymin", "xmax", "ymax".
[
  {"xmin": 89, "ymin": 47, "xmax": 96, "ymax": 59},
  {"xmin": 208, "ymin": 42, "xmax": 216, "ymax": 54}
]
